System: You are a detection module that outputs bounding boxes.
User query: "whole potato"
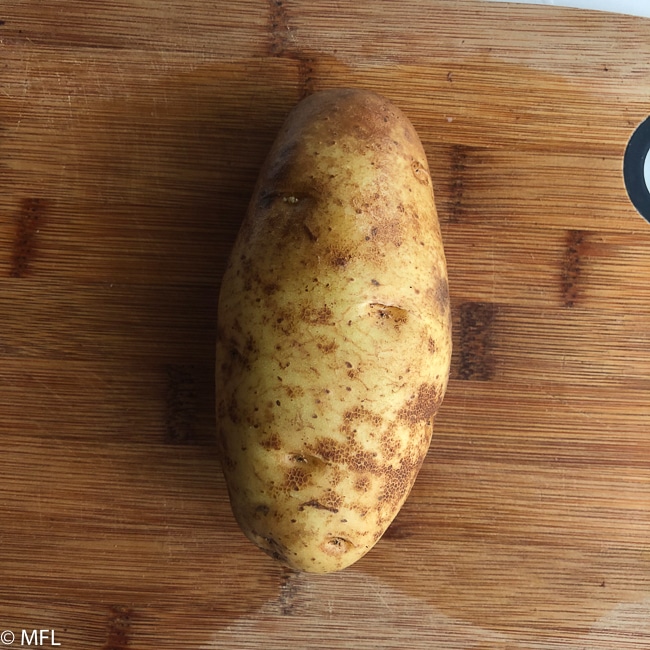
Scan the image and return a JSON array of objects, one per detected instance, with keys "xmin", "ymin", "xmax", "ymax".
[{"xmin": 216, "ymin": 88, "xmax": 451, "ymax": 573}]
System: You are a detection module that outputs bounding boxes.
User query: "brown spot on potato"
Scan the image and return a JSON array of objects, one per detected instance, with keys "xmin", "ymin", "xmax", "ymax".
[
  {"xmin": 398, "ymin": 383, "xmax": 442, "ymax": 424},
  {"xmin": 411, "ymin": 160, "xmax": 430, "ymax": 185},
  {"xmin": 303, "ymin": 222, "xmax": 318, "ymax": 242},
  {"xmin": 354, "ymin": 475, "xmax": 371, "ymax": 492},
  {"xmin": 227, "ymin": 395, "xmax": 241, "ymax": 424},
  {"xmin": 369, "ymin": 303, "xmax": 409, "ymax": 328},
  {"xmin": 300, "ymin": 304, "xmax": 333, "ymax": 324},
  {"xmin": 330, "ymin": 249, "xmax": 351, "ymax": 268},
  {"xmin": 261, "ymin": 433, "xmax": 282, "ymax": 451},
  {"xmin": 285, "ymin": 466, "xmax": 310, "ymax": 491},
  {"xmin": 282, "ymin": 384, "xmax": 304, "ymax": 399},
  {"xmin": 299, "ymin": 498, "xmax": 340, "ymax": 513},
  {"xmin": 263, "ymin": 281, "xmax": 280, "ymax": 296},
  {"xmin": 311, "ymin": 437, "xmax": 376, "ymax": 474},
  {"xmin": 316, "ymin": 339, "xmax": 338, "ymax": 354},
  {"xmin": 432, "ymin": 275, "xmax": 450, "ymax": 313},
  {"xmin": 322, "ymin": 536, "xmax": 354, "ymax": 556},
  {"xmin": 253, "ymin": 531, "xmax": 290, "ymax": 564},
  {"xmin": 380, "ymin": 434, "xmax": 400, "ymax": 457}
]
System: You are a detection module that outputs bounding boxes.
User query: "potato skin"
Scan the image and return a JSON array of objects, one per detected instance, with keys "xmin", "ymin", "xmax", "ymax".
[{"xmin": 216, "ymin": 88, "xmax": 451, "ymax": 573}]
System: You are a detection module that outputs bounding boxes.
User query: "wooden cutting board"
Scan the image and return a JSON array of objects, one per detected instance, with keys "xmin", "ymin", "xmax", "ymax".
[{"xmin": 1, "ymin": 1, "xmax": 650, "ymax": 648}]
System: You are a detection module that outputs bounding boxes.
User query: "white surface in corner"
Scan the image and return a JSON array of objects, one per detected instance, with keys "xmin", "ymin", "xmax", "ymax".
[
  {"xmin": 483, "ymin": 0, "xmax": 650, "ymax": 19},
  {"xmin": 645, "ymin": 148, "xmax": 650, "ymax": 195}
]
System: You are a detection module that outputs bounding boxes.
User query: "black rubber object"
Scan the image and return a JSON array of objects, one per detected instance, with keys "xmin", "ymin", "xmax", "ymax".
[{"xmin": 623, "ymin": 116, "xmax": 650, "ymax": 223}]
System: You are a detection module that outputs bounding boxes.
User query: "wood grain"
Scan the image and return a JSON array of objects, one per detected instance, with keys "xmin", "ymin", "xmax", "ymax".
[{"xmin": 1, "ymin": 0, "xmax": 650, "ymax": 648}]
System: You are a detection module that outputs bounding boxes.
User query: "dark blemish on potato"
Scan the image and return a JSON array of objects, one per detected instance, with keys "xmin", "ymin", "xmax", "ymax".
[
  {"xmin": 411, "ymin": 160, "xmax": 430, "ymax": 185},
  {"xmin": 428, "ymin": 337, "xmax": 437, "ymax": 354},
  {"xmin": 261, "ymin": 433, "xmax": 282, "ymax": 450},
  {"xmin": 299, "ymin": 499, "xmax": 340, "ymax": 513},
  {"xmin": 317, "ymin": 339, "xmax": 338, "ymax": 354},
  {"xmin": 255, "ymin": 504, "xmax": 270, "ymax": 517},
  {"xmin": 398, "ymin": 383, "xmax": 442, "ymax": 424},
  {"xmin": 431, "ymin": 275, "xmax": 450, "ymax": 313},
  {"xmin": 263, "ymin": 282, "xmax": 280, "ymax": 296},
  {"xmin": 257, "ymin": 190, "xmax": 278, "ymax": 210},
  {"xmin": 371, "ymin": 278, "xmax": 380, "ymax": 286},
  {"xmin": 354, "ymin": 475, "xmax": 371, "ymax": 492},
  {"xmin": 458, "ymin": 301, "xmax": 498, "ymax": 380},
  {"xmin": 255, "ymin": 533, "xmax": 289, "ymax": 565},
  {"xmin": 331, "ymin": 252, "xmax": 351, "ymax": 267},
  {"xmin": 227, "ymin": 395, "xmax": 241, "ymax": 424},
  {"xmin": 11, "ymin": 197, "xmax": 47, "ymax": 278},
  {"xmin": 283, "ymin": 384, "xmax": 304, "ymax": 399},
  {"xmin": 322, "ymin": 536, "xmax": 353, "ymax": 556},
  {"xmin": 244, "ymin": 334, "xmax": 259, "ymax": 356},
  {"xmin": 303, "ymin": 222, "xmax": 318, "ymax": 242},
  {"xmin": 309, "ymin": 432, "xmax": 426, "ymax": 507},
  {"xmin": 369, "ymin": 303, "xmax": 409, "ymax": 328},
  {"xmin": 284, "ymin": 466, "xmax": 310, "ymax": 491},
  {"xmin": 300, "ymin": 304, "xmax": 333, "ymax": 324}
]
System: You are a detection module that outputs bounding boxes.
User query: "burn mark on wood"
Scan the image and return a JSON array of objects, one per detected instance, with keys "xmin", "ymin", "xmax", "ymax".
[
  {"xmin": 10, "ymin": 197, "xmax": 46, "ymax": 277},
  {"xmin": 165, "ymin": 364, "xmax": 197, "ymax": 444},
  {"xmin": 268, "ymin": 0, "xmax": 292, "ymax": 55},
  {"xmin": 449, "ymin": 145, "xmax": 468, "ymax": 222},
  {"xmin": 382, "ymin": 520, "xmax": 413, "ymax": 540},
  {"xmin": 458, "ymin": 302, "xmax": 498, "ymax": 380},
  {"xmin": 267, "ymin": 1, "xmax": 317, "ymax": 96},
  {"xmin": 296, "ymin": 54, "xmax": 316, "ymax": 98},
  {"xmin": 103, "ymin": 605, "xmax": 132, "ymax": 650},
  {"xmin": 561, "ymin": 229, "xmax": 587, "ymax": 308}
]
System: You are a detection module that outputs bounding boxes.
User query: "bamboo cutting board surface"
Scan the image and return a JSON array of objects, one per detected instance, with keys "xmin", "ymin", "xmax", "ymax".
[{"xmin": 2, "ymin": 1, "xmax": 650, "ymax": 648}]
